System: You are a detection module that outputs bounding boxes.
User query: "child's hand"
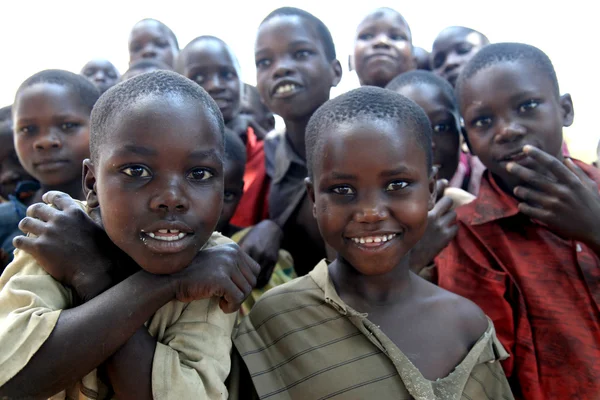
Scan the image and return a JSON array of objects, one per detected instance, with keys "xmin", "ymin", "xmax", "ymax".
[
  {"xmin": 410, "ymin": 194, "xmax": 458, "ymax": 273},
  {"xmin": 507, "ymin": 145, "xmax": 600, "ymax": 249},
  {"xmin": 12, "ymin": 191, "xmax": 130, "ymax": 302},
  {"xmin": 172, "ymin": 243, "xmax": 260, "ymax": 313},
  {"xmin": 238, "ymin": 220, "xmax": 283, "ymax": 288}
]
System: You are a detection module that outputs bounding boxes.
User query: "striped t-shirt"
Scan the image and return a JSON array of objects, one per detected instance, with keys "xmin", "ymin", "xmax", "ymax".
[{"xmin": 233, "ymin": 260, "xmax": 514, "ymax": 400}]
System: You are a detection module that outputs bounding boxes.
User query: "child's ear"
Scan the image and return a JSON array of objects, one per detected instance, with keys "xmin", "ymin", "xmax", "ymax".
[
  {"xmin": 331, "ymin": 59, "xmax": 343, "ymax": 87},
  {"xmin": 460, "ymin": 126, "xmax": 475, "ymax": 156},
  {"xmin": 560, "ymin": 93, "xmax": 574, "ymax": 127},
  {"xmin": 305, "ymin": 177, "xmax": 317, "ymax": 218},
  {"xmin": 82, "ymin": 159, "xmax": 99, "ymax": 208}
]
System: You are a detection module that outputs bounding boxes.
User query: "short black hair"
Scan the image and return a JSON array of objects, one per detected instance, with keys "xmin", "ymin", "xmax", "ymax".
[
  {"xmin": 434, "ymin": 26, "xmax": 489, "ymax": 46},
  {"xmin": 135, "ymin": 18, "xmax": 179, "ymax": 49},
  {"xmin": 386, "ymin": 70, "xmax": 457, "ymax": 111},
  {"xmin": 15, "ymin": 69, "xmax": 100, "ymax": 113},
  {"xmin": 456, "ymin": 42, "xmax": 559, "ymax": 101},
  {"xmin": 224, "ymin": 128, "xmax": 247, "ymax": 167},
  {"xmin": 0, "ymin": 105, "xmax": 12, "ymax": 122},
  {"xmin": 90, "ymin": 70, "xmax": 224, "ymax": 161},
  {"xmin": 261, "ymin": 7, "xmax": 336, "ymax": 61},
  {"xmin": 179, "ymin": 36, "xmax": 242, "ymax": 74},
  {"xmin": 306, "ymin": 86, "xmax": 432, "ymax": 178}
]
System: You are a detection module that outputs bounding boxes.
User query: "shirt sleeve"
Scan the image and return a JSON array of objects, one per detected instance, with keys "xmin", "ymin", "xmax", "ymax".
[
  {"xmin": 435, "ymin": 224, "xmax": 517, "ymax": 377},
  {"xmin": 150, "ymin": 231, "xmax": 237, "ymax": 400},
  {"xmin": 0, "ymin": 248, "xmax": 72, "ymax": 386}
]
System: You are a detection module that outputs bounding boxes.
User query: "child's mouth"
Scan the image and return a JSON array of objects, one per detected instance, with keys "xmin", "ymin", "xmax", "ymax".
[
  {"xmin": 145, "ymin": 229, "xmax": 188, "ymax": 242},
  {"xmin": 350, "ymin": 233, "xmax": 397, "ymax": 247}
]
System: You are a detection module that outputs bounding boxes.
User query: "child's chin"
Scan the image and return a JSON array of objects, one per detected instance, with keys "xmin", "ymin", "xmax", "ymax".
[{"xmin": 138, "ymin": 256, "xmax": 192, "ymax": 276}]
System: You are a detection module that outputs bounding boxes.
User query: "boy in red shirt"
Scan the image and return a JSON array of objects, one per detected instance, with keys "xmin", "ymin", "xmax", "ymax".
[{"xmin": 435, "ymin": 42, "xmax": 600, "ymax": 399}]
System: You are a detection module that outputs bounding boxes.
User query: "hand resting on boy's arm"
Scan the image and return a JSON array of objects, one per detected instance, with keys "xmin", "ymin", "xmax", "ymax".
[
  {"xmin": 507, "ymin": 145, "xmax": 600, "ymax": 254},
  {"xmin": 3, "ymin": 191, "xmax": 259, "ymax": 399},
  {"xmin": 238, "ymin": 219, "xmax": 283, "ymax": 288}
]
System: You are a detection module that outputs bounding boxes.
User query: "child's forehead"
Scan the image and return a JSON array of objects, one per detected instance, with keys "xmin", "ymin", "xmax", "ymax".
[
  {"xmin": 15, "ymin": 83, "xmax": 88, "ymax": 117},
  {"xmin": 358, "ymin": 8, "xmax": 408, "ymax": 31},
  {"xmin": 256, "ymin": 15, "xmax": 322, "ymax": 51},
  {"xmin": 397, "ymin": 83, "xmax": 455, "ymax": 111},
  {"xmin": 130, "ymin": 21, "xmax": 169, "ymax": 40},
  {"xmin": 184, "ymin": 39, "xmax": 236, "ymax": 67}
]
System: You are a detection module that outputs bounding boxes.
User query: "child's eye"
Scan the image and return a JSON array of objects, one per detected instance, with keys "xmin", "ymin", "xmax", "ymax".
[
  {"xmin": 193, "ymin": 74, "xmax": 205, "ymax": 84},
  {"xmin": 155, "ymin": 39, "xmax": 169, "ymax": 48},
  {"xmin": 390, "ymin": 34, "xmax": 407, "ymax": 41},
  {"xmin": 518, "ymin": 100, "xmax": 539, "ymax": 113},
  {"xmin": 222, "ymin": 70, "xmax": 236, "ymax": 80},
  {"xmin": 60, "ymin": 122, "xmax": 79, "ymax": 131},
  {"xmin": 224, "ymin": 191, "xmax": 237, "ymax": 202},
  {"xmin": 18, "ymin": 125, "xmax": 35, "ymax": 134},
  {"xmin": 472, "ymin": 117, "xmax": 492, "ymax": 128},
  {"xmin": 256, "ymin": 58, "xmax": 271, "ymax": 69},
  {"xmin": 187, "ymin": 168, "xmax": 214, "ymax": 181},
  {"xmin": 331, "ymin": 185, "xmax": 355, "ymax": 195},
  {"xmin": 456, "ymin": 43, "xmax": 474, "ymax": 55},
  {"xmin": 358, "ymin": 33, "xmax": 374, "ymax": 41},
  {"xmin": 386, "ymin": 181, "xmax": 409, "ymax": 191},
  {"xmin": 433, "ymin": 123, "xmax": 450, "ymax": 133},
  {"xmin": 122, "ymin": 166, "xmax": 151, "ymax": 178},
  {"xmin": 295, "ymin": 50, "xmax": 312, "ymax": 59},
  {"xmin": 433, "ymin": 54, "xmax": 445, "ymax": 69}
]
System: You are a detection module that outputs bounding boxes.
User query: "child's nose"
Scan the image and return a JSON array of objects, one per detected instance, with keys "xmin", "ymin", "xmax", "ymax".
[
  {"xmin": 273, "ymin": 58, "xmax": 295, "ymax": 79},
  {"xmin": 495, "ymin": 119, "xmax": 526, "ymax": 144},
  {"xmin": 34, "ymin": 129, "xmax": 61, "ymax": 150},
  {"xmin": 373, "ymin": 33, "xmax": 391, "ymax": 48},
  {"xmin": 149, "ymin": 180, "xmax": 190, "ymax": 213},
  {"xmin": 354, "ymin": 194, "xmax": 388, "ymax": 223}
]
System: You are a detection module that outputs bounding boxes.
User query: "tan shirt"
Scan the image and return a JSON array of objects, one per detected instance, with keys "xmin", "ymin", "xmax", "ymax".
[
  {"xmin": 0, "ymin": 226, "xmax": 236, "ymax": 400},
  {"xmin": 233, "ymin": 260, "xmax": 514, "ymax": 400}
]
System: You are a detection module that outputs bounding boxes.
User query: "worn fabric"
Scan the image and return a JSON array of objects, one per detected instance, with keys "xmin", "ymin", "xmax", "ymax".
[
  {"xmin": 436, "ymin": 160, "xmax": 600, "ymax": 400},
  {"xmin": 233, "ymin": 260, "xmax": 514, "ymax": 400},
  {"xmin": 230, "ymin": 127, "xmax": 270, "ymax": 228},
  {"xmin": 0, "ymin": 201, "xmax": 236, "ymax": 399}
]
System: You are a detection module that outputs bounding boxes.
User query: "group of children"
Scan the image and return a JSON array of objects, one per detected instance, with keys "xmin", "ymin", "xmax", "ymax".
[{"xmin": 0, "ymin": 6, "xmax": 597, "ymax": 400}]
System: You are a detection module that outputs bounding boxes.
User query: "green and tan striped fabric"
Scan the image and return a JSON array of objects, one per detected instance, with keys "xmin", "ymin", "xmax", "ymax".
[{"xmin": 233, "ymin": 260, "xmax": 514, "ymax": 400}]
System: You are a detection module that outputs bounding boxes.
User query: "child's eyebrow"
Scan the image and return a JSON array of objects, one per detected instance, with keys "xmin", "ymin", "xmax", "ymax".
[
  {"xmin": 118, "ymin": 144, "xmax": 157, "ymax": 156},
  {"xmin": 380, "ymin": 165, "xmax": 414, "ymax": 177},
  {"xmin": 188, "ymin": 148, "xmax": 223, "ymax": 162}
]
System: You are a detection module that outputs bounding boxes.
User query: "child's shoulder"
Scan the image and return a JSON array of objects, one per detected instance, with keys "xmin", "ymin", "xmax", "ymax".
[{"xmin": 416, "ymin": 277, "xmax": 488, "ymax": 346}]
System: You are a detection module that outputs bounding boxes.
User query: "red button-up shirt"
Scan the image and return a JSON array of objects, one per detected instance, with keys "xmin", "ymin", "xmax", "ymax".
[{"xmin": 435, "ymin": 160, "xmax": 600, "ymax": 400}]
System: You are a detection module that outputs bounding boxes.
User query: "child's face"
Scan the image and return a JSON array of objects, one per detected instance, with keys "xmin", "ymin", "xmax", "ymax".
[
  {"xmin": 0, "ymin": 121, "xmax": 34, "ymax": 198},
  {"xmin": 88, "ymin": 95, "xmax": 224, "ymax": 275},
  {"xmin": 353, "ymin": 9, "xmax": 414, "ymax": 87},
  {"xmin": 215, "ymin": 158, "xmax": 245, "ymax": 233},
  {"xmin": 180, "ymin": 40, "xmax": 242, "ymax": 123},
  {"xmin": 255, "ymin": 15, "xmax": 341, "ymax": 122},
  {"xmin": 308, "ymin": 119, "xmax": 434, "ymax": 276},
  {"xmin": 460, "ymin": 60, "xmax": 573, "ymax": 191},
  {"xmin": 81, "ymin": 60, "xmax": 120, "ymax": 94},
  {"xmin": 394, "ymin": 83, "xmax": 461, "ymax": 181},
  {"xmin": 432, "ymin": 28, "xmax": 487, "ymax": 87},
  {"xmin": 14, "ymin": 83, "xmax": 90, "ymax": 188},
  {"xmin": 129, "ymin": 21, "xmax": 178, "ymax": 67}
]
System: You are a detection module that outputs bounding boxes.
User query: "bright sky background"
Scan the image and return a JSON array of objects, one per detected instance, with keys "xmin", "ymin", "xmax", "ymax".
[{"xmin": 2, "ymin": 0, "xmax": 597, "ymax": 161}]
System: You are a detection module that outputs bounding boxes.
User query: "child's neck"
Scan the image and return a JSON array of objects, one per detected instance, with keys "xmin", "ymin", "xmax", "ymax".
[
  {"xmin": 28, "ymin": 180, "xmax": 84, "ymax": 205},
  {"xmin": 329, "ymin": 256, "xmax": 413, "ymax": 308},
  {"xmin": 284, "ymin": 115, "xmax": 312, "ymax": 161}
]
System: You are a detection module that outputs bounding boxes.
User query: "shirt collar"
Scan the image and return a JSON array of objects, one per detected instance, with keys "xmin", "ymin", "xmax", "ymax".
[
  {"xmin": 273, "ymin": 132, "xmax": 306, "ymax": 184},
  {"xmin": 463, "ymin": 171, "xmax": 520, "ymax": 226},
  {"xmin": 309, "ymin": 260, "xmax": 349, "ymax": 315}
]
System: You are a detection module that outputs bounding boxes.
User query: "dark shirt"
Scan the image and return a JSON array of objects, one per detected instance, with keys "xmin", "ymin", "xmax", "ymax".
[
  {"xmin": 265, "ymin": 132, "xmax": 325, "ymax": 275},
  {"xmin": 435, "ymin": 161, "xmax": 600, "ymax": 400}
]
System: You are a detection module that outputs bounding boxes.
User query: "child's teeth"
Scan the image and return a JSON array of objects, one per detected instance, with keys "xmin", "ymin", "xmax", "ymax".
[
  {"xmin": 158, "ymin": 229, "xmax": 168, "ymax": 234},
  {"xmin": 352, "ymin": 234, "xmax": 397, "ymax": 245},
  {"xmin": 148, "ymin": 232, "xmax": 155, "ymax": 238},
  {"xmin": 374, "ymin": 237, "xmax": 382, "ymax": 243}
]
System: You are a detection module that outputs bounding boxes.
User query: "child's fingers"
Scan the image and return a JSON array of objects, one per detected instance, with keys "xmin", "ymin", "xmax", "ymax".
[
  {"xmin": 431, "ymin": 196, "xmax": 454, "ymax": 218},
  {"xmin": 513, "ymin": 186, "xmax": 555, "ymax": 208},
  {"xmin": 12, "ymin": 235, "xmax": 35, "ymax": 252},
  {"xmin": 42, "ymin": 191, "xmax": 77, "ymax": 211},
  {"xmin": 230, "ymin": 265, "xmax": 253, "ymax": 296},
  {"xmin": 564, "ymin": 158, "xmax": 597, "ymax": 190},
  {"xmin": 523, "ymin": 145, "xmax": 577, "ymax": 184},
  {"xmin": 517, "ymin": 202, "xmax": 553, "ymax": 222},
  {"xmin": 18, "ymin": 217, "xmax": 46, "ymax": 236},
  {"xmin": 219, "ymin": 280, "xmax": 245, "ymax": 314},
  {"xmin": 26, "ymin": 202, "xmax": 59, "ymax": 222},
  {"xmin": 506, "ymin": 162, "xmax": 556, "ymax": 192},
  {"xmin": 239, "ymin": 257, "xmax": 259, "ymax": 289},
  {"xmin": 434, "ymin": 179, "xmax": 448, "ymax": 200}
]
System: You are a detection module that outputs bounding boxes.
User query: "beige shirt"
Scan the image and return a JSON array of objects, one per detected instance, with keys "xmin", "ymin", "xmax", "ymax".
[
  {"xmin": 0, "ymin": 227, "xmax": 236, "ymax": 400},
  {"xmin": 233, "ymin": 260, "xmax": 514, "ymax": 400}
]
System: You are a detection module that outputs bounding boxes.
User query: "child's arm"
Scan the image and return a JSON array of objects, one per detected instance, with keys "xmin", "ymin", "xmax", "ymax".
[
  {"xmin": 238, "ymin": 219, "xmax": 284, "ymax": 288},
  {"xmin": 507, "ymin": 145, "xmax": 600, "ymax": 255}
]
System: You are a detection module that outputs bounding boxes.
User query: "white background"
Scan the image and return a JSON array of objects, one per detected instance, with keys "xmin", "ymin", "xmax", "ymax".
[{"xmin": 1, "ymin": 0, "xmax": 596, "ymax": 161}]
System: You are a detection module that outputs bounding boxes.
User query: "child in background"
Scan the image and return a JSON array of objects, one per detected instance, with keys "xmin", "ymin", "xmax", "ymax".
[
  {"xmin": 216, "ymin": 130, "xmax": 294, "ymax": 316},
  {"xmin": 240, "ymin": 7, "xmax": 342, "ymax": 279},
  {"xmin": 436, "ymin": 43, "xmax": 600, "ymax": 399},
  {"xmin": 233, "ymin": 87, "xmax": 513, "ymax": 400},
  {"xmin": 128, "ymin": 18, "xmax": 179, "ymax": 68},
  {"xmin": 413, "ymin": 46, "xmax": 431, "ymax": 70},
  {"xmin": 178, "ymin": 36, "xmax": 269, "ymax": 228},
  {"xmin": 352, "ymin": 7, "xmax": 415, "ymax": 88},
  {"xmin": 121, "ymin": 58, "xmax": 173, "ymax": 81},
  {"xmin": 80, "ymin": 59, "xmax": 120, "ymax": 94},
  {"xmin": 239, "ymin": 83, "xmax": 275, "ymax": 140},
  {"xmin": 0, "ymin": 71, "xmax": 259, "ymax": 399},
  {"xmin": 0, "ymin": 71, "xmax": 98, "ymax": 269}
]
